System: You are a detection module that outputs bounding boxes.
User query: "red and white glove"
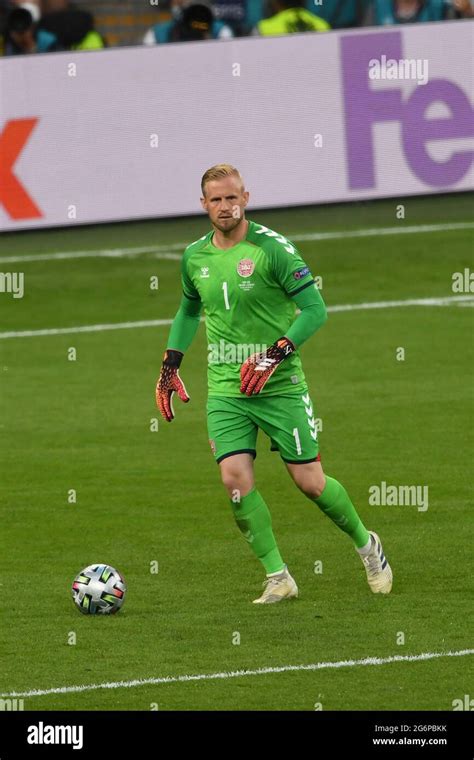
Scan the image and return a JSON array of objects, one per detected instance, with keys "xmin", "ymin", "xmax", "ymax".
[
  {"xmin": 155, "ymin": 349, "xmax": 190, "ymax": 422},
  {"xmin": 240, "ymin": 337, "xmax": 295, "ymax": 396}
]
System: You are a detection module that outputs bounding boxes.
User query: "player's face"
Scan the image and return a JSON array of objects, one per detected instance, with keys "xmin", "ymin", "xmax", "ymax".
[{"xmin": 201, "ymin": 176, "xmax": 249, "ymax": 233}]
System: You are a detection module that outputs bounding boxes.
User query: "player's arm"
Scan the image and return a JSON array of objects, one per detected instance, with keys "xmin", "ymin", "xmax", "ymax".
[
  {"xmin": 284, "ymin": 279, "xmax": 327, "ymax": 348},
  {"xmin": 240, "ymin": 243, "xmax": 327, "ymax": 395},
  {"xmin": 156, "ymin": 253, "xmax": 203, "ymax": 421},
  {"xmin": 239, "ymin": 285, "xmax": 327, "ymax": 395}
]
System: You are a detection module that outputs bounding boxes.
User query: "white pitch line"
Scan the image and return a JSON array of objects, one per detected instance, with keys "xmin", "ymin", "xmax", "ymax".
[
  {"xmin": 0, "ymin": 248, "xmax": 181, "ymax": 264},
  {"xmin": 1, "ymin": 295, "xmax": 473, "ymax": 340},
  {"xmin": 292, "ymin": 221, "xmax": 474, "ymax": 243},
  {"xmin": 0, "ymin": 318, "xmax": 174, "ymax": 339},
  {"xmin": 328, "ymin": 295, "xmax": 474, "ymax": 312},
  {"xmin": 1, "ymin": 648, "xmax": 472, "ymax": 700},
  {"xmin": 1, "ymin": 222, "xmax": 472, "ymax": 264}
]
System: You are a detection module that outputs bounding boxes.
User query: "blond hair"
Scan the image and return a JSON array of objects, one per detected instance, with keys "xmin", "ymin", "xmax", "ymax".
[{"xmin": 201, "ymin": 164, "xmax": 244, "ymax": 196}]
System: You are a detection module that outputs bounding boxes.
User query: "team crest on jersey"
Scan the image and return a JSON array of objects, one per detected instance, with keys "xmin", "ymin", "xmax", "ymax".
[
  {"xmin": 200, "ymin": 266, "xmax": 210, "ymax": 278},
  {"xmin": 237, "ymin": 259, "xmax": 254, "ymax": 278}
]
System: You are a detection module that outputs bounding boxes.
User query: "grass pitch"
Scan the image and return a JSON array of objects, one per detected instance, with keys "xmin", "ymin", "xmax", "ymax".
[{"xmin": 0, "ymin": 194, "xmax": 473, "ymax": 711}]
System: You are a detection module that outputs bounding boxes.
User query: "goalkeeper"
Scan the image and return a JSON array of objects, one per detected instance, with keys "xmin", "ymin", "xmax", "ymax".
[{"xmin": 156, "ymin": 164, "xmax": 393, "ymax": 604}]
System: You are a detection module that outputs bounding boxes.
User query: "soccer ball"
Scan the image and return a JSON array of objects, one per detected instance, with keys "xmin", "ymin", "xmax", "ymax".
[{"xmin": 72, "ymin": 564, "xmax": 126, "ymax": 615}]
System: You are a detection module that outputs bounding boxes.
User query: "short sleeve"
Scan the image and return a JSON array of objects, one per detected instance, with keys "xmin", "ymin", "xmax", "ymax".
[{"xmin": 271, "ymin": 241, "xmax": 315, "ymax": 296}]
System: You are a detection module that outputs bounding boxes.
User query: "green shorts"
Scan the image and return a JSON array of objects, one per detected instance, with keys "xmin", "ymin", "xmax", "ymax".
[{"xmin": 207, "ymin": 391, "xmax": 321, "ymax": 465}]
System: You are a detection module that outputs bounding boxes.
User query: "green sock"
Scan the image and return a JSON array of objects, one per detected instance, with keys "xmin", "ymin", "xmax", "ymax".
[
  {"xmin": 230, "ymin": 487, "xmax": 285, "ymax": 574},
  {"xmin": 311, "ymin": 476, "xmax": 370, "ymax": 549}
]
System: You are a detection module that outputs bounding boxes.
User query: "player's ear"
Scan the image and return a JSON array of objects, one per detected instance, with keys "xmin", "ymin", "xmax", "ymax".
[
  {"xmin": 243, "ymin": 190, "xmax": 249, "ymax": 206},
  {"xmin": 200, "ymin": 196, "xmax": 207, "ymax": 210}
]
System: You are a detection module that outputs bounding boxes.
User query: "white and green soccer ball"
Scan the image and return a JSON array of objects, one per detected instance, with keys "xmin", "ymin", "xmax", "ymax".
[{"xmin": 72, "ymin": 564, "xmax": 126, "ymax": 615}]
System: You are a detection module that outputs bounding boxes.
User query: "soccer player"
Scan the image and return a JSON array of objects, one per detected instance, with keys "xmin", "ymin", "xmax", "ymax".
[{"xmin": 156, "ymin": 164, "xmax": 393, "ymax": 604}]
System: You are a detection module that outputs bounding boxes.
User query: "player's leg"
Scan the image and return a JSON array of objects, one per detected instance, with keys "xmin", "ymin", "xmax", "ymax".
[
  {"xmin": 255, "ymin": 391, "xmax": 392, "ymax": 594},
  {"xmin": 218, "ymin": 452, "xmax": 287, "ymax": 576},
  {"xmin": 285, "ymin": 459, "xmax": 392, "ymax": 594},
  {"xmin": 285, "ymin": 459, "xmax": 370, "ymax": 549},
  {"xmin": 221, "ymin": 451, "xmax": 298, "ymax": 603},
  {"xmin": 218, "ymin": 451, "xmax": 254, "ymax": 499},
  {"xmin": 208, "ymin": 397, "xmax": 296, "ymax": 602}
]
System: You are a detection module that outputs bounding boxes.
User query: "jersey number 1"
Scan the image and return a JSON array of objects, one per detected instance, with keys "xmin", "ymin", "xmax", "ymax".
[{"xmin": 222, "ymin": 281, "xmax": 230, "ymax": 310}]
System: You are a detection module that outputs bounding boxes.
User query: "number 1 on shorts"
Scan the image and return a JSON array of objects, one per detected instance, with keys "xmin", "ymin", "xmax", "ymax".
[{"xmin": 292, "ymin": 427, "xmax": 302, "ymax": 455}]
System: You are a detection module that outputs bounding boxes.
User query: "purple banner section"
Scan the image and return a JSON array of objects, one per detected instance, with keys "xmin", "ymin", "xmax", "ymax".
[{"xmin": 341, "ymin": 31, "xmax": 474, "ymax": 190}]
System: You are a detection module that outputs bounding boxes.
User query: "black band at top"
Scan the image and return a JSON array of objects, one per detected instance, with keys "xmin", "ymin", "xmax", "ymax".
[{"xmin": 287, "ymin": 278, "xmax": 315, "ymax": 297}]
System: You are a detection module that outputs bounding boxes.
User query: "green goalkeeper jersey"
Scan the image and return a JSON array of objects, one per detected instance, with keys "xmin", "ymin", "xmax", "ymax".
[{"xmin": 181, "ymin": 219, "xmax": 317, "ymax": 397}]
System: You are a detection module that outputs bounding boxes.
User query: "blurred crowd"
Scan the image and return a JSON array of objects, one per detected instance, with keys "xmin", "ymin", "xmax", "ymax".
[{"xmin": 1, "ymin": 0, "xmax": 472, "ymax": 55}]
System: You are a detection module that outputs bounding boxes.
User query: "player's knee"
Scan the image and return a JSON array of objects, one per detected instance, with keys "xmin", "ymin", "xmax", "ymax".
[
  {"xmin": 296, "ymin": 475, "xmax": 326, "ymax": 500},
  {"xmin": 223, "ymin": 482, "xmax": 254, "ymax": 500},
  {"xmin": 220, "ymin": 471, "xmax": 253, "ymax": 498}
]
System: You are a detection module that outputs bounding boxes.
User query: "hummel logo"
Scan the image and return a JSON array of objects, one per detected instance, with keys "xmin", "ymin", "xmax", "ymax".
[
  {"xmin": 254, "ymin": 224, "xmax": 296, "ymax": 254},
  {"xmin": 302, "ymin": 393, "xmax": 318, "ymax": 440},
  {"xmin": 243, "ymin": 530, "xmax": 254, "ymax": 543}
]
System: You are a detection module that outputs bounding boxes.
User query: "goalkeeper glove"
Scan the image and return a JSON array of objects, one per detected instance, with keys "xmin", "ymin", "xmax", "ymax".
[
  {"xmin": 240, "ymin": 336, "xmax": 295, "ymax": 396},
  {"xmin": 156, "ymin": 349, "xmax": 190, "ymax": 422}
]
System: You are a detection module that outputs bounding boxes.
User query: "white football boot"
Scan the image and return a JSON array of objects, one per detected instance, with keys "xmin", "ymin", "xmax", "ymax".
[
  {"xmin": 360, "ymin": 531, "xmax": 393, "ymax": 594},
  {"xmin": 253, "ymin": 566, "xmax": 299, "ymax": 604}
]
